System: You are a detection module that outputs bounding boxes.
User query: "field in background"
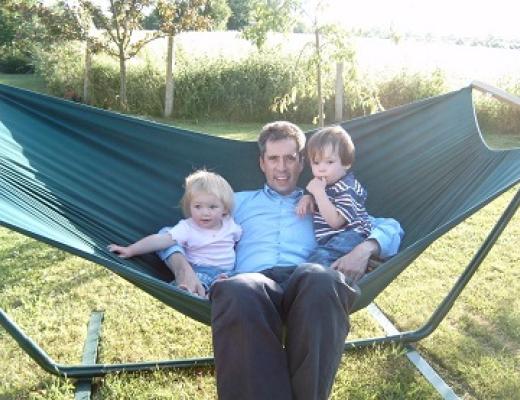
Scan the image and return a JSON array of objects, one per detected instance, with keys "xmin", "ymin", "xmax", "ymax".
[{"xmin": 144, "ymin": 31, "xmax": 520, "ymax": 88}]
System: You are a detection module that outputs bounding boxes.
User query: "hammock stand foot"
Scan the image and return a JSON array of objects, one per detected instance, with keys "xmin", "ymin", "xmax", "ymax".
[{"xmin": 75, "ymin": 311, "xmax": 104, "ymax": 400}]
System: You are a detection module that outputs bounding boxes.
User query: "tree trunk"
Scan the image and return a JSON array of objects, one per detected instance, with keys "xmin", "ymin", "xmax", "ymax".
[
  {"xmin": 315, "ymin": 27, "xmax": 324, "ymax": 127},
  {"xmin": 119, "ymin": 47, "xmax": 127, "ymax": 110},
  {"xmin": 83, "ymin": 40, "xmax": 91, "ymax": 104},
  {"xmin": 335, "ymin": 62, "xmax": 344, "ymax": 122},
  {"xmin": 164, "ymin": 35, "xmax": 175, "ymax": 118}
]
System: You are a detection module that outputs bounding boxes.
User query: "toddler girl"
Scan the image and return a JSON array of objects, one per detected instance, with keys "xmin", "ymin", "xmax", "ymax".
[{"xmin": 108, "ymin": 170, "xmax": 242, "ymax": 294}]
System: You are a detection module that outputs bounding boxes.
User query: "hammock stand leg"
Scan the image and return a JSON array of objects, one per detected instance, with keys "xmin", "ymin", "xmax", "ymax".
[
  {"xmin": 0, "ymin": 306, "xmax": 214, "ymax": 379},
  {"xmin": 344, "ymin": 188, "xmax": 519, "ymax": 351},
  {"xmin": 75, "ymin": 311, "xmax": 104, "ymax": 400}
]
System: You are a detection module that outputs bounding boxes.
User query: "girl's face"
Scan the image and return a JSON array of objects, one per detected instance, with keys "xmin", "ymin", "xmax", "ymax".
[
  {"xmin": 189, "ymin": 191, "xmax": 227, "ymax": 230},
  {"xmin": 310, "ymin": 144, "xmax": 350, "ymax": 185}
]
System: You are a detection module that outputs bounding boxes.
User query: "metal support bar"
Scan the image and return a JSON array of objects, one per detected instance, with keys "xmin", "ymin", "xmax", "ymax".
[
  {"xmin": 75, "ymin": 311, "xmax": 104, "ymax": 400},
  {"xmin": 344, "ymin": 188, "xmax": 519, "ymax": 350},
  {"xmin": 0, "ymin": 307, "xmax": 214, "ymax": 379},
  {"xmin": 471, "ymin": 80, "xmax": 520, "ymax": 108},
  {"xmin": 367, "ymin": 303, "xmax": 460, "ymax": 400}
]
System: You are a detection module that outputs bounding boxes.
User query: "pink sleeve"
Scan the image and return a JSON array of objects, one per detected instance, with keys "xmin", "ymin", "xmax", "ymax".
[{"xmin": 168, "ymin": 220, "xmax": 190, "ymax": 246}]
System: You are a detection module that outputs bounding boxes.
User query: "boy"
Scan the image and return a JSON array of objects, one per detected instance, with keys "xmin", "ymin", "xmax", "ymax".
[{"xmin": 297, "ymin": 125, "xmax": 372, "ymax": 268}]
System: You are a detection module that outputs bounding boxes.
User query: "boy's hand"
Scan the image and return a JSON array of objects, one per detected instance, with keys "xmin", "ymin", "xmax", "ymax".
[
  {"xmin": 296, "ymin": 194, "xmax": 315, "ymax": 216},
  {"xmin": 306, "ymin": 177, "xmax": 327, "ymax": 197},
  {"xmin": 107, "ymin": 244, "xmax": 134, "ymax": 258}
]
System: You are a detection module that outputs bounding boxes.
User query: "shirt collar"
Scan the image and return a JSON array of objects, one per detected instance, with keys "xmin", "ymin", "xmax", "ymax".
[{"xmin": 263, "ymin": 184, "xmax": 304, "ymax": 200}]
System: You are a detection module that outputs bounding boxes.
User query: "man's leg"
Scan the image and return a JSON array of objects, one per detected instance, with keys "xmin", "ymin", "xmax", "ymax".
[
  {"xmin": 282, "ymin": 263, "xmax": 358, "ymax": 400},
  {"xmin": 210, "ymin": 272, "xmax": 293, "ymax": 400}
]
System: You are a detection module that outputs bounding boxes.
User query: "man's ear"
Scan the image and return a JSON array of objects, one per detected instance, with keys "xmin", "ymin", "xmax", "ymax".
[
  {"xmin": 344, "ymin": 163, "xmax": 352, "ymax": 170},
  {"xmin": 259, "ymin": 155, "xmax": 266, "ymax": 173},
  {"xmin": 298, "ymin": 154, "xmax": 305, "ymax": 172}
]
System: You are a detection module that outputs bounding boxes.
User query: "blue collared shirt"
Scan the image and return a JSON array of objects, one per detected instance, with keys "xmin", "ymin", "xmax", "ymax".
[{"xmin": 157, "ymin": 184, "xmax": 404, "ymax": 272}]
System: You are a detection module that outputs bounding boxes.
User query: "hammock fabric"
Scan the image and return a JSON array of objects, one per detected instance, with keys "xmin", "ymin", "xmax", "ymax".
[{"xmin": 0, "ymin": 83, "xmax": 519, "ymax": 325}]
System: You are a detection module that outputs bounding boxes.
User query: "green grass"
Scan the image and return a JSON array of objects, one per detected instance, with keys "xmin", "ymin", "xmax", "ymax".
[
  {"xmin": 1, "ymin": 188, "xmax": 518, "ymax": 399},
  {"xmin": 1, "ymin": 73, "xmax": 519, "ymax": 399},
  {"xmin": 0, "ymin": 73, "xmax": 49, "ymax": 94}
]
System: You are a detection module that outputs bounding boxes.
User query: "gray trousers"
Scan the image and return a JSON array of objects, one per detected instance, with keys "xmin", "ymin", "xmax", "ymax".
[{"xmin": 209, "ymin": 263, "xmax": 359, "ymax": 400}]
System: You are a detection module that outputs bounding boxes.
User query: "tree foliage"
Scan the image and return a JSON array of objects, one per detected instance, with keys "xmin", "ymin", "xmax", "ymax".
[
  {"xmin": 242, "ymin": 0, "xmax": 301, "ymax": 49},
  {"xmin": 226, "ymin": 0, "xmax": 253, "ymax": 30},
  {"xmin": 156, "ymin": 0, "xmax": 212, "ymax": 35}
]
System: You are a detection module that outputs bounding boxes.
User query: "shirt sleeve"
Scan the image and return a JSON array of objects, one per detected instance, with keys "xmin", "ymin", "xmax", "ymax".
[
  {"xmin": 167, "ymin": 220, "xmax": 190, "ymax": 245},
  {"xmin": 155, "ymin": 226, "xmax": 185, "ymax": 261},
  {"xmin": 367, "ymin": 217, "xmax": 405, "ymax": 259}
]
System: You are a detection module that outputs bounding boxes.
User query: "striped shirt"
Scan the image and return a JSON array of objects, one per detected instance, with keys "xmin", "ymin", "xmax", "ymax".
[{"xmin": 313, "ymin": 172, "xmax": 372, "ymax": 241}]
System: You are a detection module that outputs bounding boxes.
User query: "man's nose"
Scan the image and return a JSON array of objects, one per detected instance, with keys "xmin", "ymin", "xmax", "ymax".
[{"xmin": 277, "ymin": 158, "xmax": 288, "ymax": 170}]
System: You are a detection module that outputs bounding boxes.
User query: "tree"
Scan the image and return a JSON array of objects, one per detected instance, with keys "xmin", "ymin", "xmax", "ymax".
[
  {"xmin": 207, "ymin": 0, "xmax": 231, "ymax": 30},
  {"xmin": 156, "ymin": 0, "xmax": 212, "ymax": 117},
  {"xmin": 226, "ymin": 0, "xmax": 253, "ymax": 30},
  {"xmin": 80, "ymin": 0, "xmax": 160, "ymax": 110},
  {"xmin": 1, "ymin": 0, "xmax": 80, "ymax": 73},
  {"xmin": 242, "ymin": 0, "xmax": 301, "ymax": 49}
]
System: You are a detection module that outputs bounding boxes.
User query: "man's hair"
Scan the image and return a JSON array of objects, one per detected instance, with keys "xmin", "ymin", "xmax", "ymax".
[
  {"xmin": 306, "ymin": 125, "xmax": 355, "ymax": 166},
  {"xmin": 180, "ymin": 170, "xmax": 234, "ymax": 217},
  {"xmin": 257, "ymin": 121, "xmax": 306, "ymax": 158}
]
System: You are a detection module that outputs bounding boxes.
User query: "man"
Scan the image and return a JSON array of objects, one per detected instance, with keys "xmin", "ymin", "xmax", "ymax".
[{"xmin": 159, "ymin": 121, "xmax": 403, "ymax": 399}]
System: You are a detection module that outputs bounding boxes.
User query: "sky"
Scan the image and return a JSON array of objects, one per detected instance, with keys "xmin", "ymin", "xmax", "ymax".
[
  {"xmin": 320, "ymin": 0, "xmax": 520, "ymax": 39},
  {"xmin": 46, "ymin": 0, "xmax": 520, "ymax": 40}
]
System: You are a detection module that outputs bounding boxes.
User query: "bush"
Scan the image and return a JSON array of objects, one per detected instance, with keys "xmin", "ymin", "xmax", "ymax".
[
  {"xmin": 0, "ymin": 49, "xmax": 34, "ymax": 74},
  {"xmin": 34, "ymin": 42, "xmax": 84, "ymax": 97},
  {"xmin": 375, "ymin": 69, "xmax": 447, "ymax": 110},
  {"xmin": 173, "ymin": 52, "xmax": 299, "ymax": 121}
]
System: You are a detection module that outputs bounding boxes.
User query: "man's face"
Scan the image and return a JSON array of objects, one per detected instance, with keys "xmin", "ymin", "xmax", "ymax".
[{"xmin": 259, "ymin": 138, "xmax": 304, "ymax": 195}]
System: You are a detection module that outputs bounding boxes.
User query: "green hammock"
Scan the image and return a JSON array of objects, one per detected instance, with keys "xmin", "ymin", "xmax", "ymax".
[{"xmin": 0, "ymin": 83, "xmax": 519, "ymax": 379}]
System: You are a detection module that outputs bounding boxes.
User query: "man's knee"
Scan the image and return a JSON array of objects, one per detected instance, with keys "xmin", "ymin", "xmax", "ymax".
[{"xmin": 293, "ymin": 263, "xmax": 338, "ymax": 286}]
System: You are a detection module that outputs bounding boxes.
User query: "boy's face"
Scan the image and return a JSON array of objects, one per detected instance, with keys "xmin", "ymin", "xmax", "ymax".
[
  {"xmin": 259, "ymin": 138, "xmax": 304, "ymax": 195},
  {"xmin": 310, "ymin": 144, "xmax": 350, "ymax": 185}
]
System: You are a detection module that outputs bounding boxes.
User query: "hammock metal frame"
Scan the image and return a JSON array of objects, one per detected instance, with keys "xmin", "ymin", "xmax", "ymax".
[{"xmin": 0, "ymin": 81, "xmax": 519, "ymax": 382}]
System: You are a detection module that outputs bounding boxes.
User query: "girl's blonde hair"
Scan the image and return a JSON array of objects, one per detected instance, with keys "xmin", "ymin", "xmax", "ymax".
[
  {"xmin": 307, "ymin": 125, "xmax": 355, "ymax": 167},
  {"xmin": 180, "ymin": 170, "xmax": 234, "ymax": 217}
]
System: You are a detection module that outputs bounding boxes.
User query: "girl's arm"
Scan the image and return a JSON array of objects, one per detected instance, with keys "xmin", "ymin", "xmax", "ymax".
[
  {"xmin": 306, "ymin": 178, "xmax": 346, "ymax": 229},
  {"xmin": 108, "ymin": 233, "xmax": 177, "ymax": 258}
]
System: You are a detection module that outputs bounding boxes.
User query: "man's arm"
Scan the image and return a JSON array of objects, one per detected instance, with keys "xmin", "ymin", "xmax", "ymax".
[
  {"xmin": 164, "ymin": 252, "xmax": 206, "ymax": 297},
  {"xmin": 155, "ymin": 227, "xmax": 206, "ymax": 297},
  {"xmin": 331, "ymin": 217, "xmax": 404, "ymax": 282}
]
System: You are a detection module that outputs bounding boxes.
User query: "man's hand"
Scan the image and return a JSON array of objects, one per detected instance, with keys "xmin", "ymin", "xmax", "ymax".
[
  {"xmin": 306, "ymin": 177, "xmax": 327, "ymax": 197},
  {"xmin": 331, "ymin": 239, "xmax": 380, "ymax": 283},
  {"xmin": 165, "ymin": 253, "xmax": 206, "ymax": 297},
  {"xmin": 296, "ymin": 194, "xmax": 315, "ymax": 217}
]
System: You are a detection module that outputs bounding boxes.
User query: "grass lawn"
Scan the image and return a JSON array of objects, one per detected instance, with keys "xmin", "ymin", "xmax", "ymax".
[{"xmin": 1, "ymin": 74, "xmax": 519, "ymax": 399}]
